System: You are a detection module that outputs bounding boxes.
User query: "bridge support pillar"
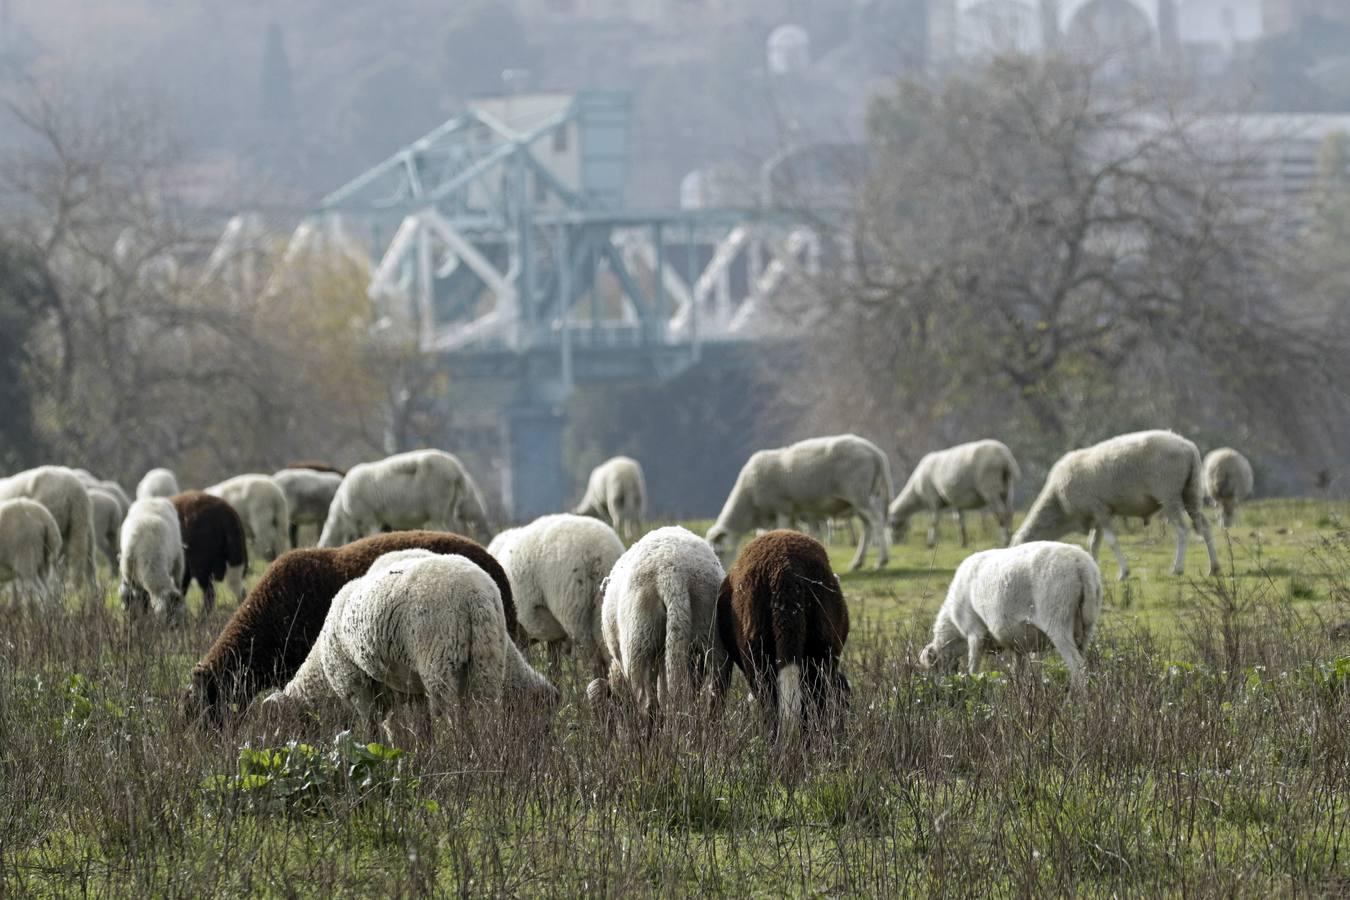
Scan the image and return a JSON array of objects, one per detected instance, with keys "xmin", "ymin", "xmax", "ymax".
[{"xmin": 501, "ymin": 405, "xmax": 566, "ymax": 521}]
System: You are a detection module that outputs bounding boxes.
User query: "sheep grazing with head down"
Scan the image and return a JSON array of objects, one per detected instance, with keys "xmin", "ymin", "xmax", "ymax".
[
  {"xmin": 0, "ymin": 466, "xmax": 98, "ymax": 594},
  {"xmin": 574, "ymin": 456, "xmax": 647, "ymax": 540},
  {"xmin": 263, "ymin": 551, "xmax": 557, "ymax": 736},
  {"xmin": 921, "ymin": 541, "xmax": 1103, "ymax": 690},
  {"xmin": 707, "ymin": 434, "xmax": 892, "ymax": 572},
  {"xmin": 88, "ymin": 487, "xmax": 126, "ymax": 569},
  {"xmin": 1013, "ymin": 430, "xmax": 1219, "ymax": 581},
  {"xmin": 318, "ymin": 449, "xmax": 467, "ymax": 548},
  {"xmin": 1203, "ymin": 448, "xmax": 1254, "ymax": 528},
  {"xmin": 272, "ymin": 468, "xmax": 343, "ymax": 548},
  {"xmin": 136, "ymin": 468, "xmax": 180, "ymax": 500},
  {"xmin": 889, "ymin": 439, "xmax": 1021, "ymax": 547},
  {"xmin": 182, "ymin": 530, "xmax": 519, "ymax": 725},
  {"xmin": 0, "ymin": 498, "xmax": 62, "ymax": 606},
  {"xmin": 451, "ymin": 470, "xmax": 493, "ymax": 542},
  {"xmin": 489, "ymin": 514, "xmax": 625, "ymax": 675},
  {"xmin": 119, "ymin": 497, "xmax": 186, "ymax": 624},
  {"xmin": 171, "ymin": 491, "xmax": 248, "ymax": 614},
  {"xmin": 206, "ymin": 474, "xmax": 291, "ymax": 562},
  {"xmin": 590, "ymin": 526, "xmax": 725, "ymax": 722},
  {"xmin": 709, "ymin": 530, "xmax": 850, "ymax": 739}
]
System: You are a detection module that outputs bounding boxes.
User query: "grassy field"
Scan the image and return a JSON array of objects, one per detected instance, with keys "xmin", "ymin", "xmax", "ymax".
[{"xmin": 3, "ymin": 500, "xmax": 1349, "ymax": 896}]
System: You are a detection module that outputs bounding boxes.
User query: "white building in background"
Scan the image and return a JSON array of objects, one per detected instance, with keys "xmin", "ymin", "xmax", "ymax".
[{"xmin": 932, "ymin": 0, "xmax": 1284, "ymax": 67}]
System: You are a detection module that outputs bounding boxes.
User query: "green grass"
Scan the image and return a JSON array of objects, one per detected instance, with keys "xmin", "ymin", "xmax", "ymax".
[{"xmin": 3, "ymin": 499, "xmax": 1349, "ymax": 896}]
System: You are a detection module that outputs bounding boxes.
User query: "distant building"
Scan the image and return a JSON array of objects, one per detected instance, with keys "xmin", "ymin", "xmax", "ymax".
[
  {"xmin": 1263, "ymin": 0, "xmax": 1350, "ymax": 35},
  {"xmin": 930, "ymin": 0, "xmax": 1319, "ymax": 69}
]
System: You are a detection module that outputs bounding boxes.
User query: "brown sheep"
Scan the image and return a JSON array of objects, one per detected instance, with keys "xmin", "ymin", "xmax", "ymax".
[
  {"xmin": 182, "ymin": 530, "xmax": 519, "ymax": 725},
  {"xmin": 710, "ymin": 530, "xmax": 850, "ymax": 738},
  {"xmin": 171, "ymin": 492, "xmax": 248, "ymax": 615},
  {"xmin": 286, "ymin": 460, "xmax": 347, "ymax": 477}
]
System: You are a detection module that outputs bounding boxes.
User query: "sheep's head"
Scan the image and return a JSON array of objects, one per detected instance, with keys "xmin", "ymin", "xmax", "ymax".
[
  {"xmin": 1012, "ymin": 493, "xmax": 1070, "ymax": 545},
  {"xmin": 181, "ymin": 669, "xmax": 224, "ymax": 728},
  {"xmin": 317, "ymin": 515, "xmax": 353, "ymax": 549},
  {"xmin": 918, "ymin": 640, "xmax": 963, "ymax": 674},
  {"xmin": 706, "ymin": 526, "xmax": 735, "ymax": 569}
]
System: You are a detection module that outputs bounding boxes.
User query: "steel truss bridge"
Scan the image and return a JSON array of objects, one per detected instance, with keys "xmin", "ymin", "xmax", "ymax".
[{"xmin": 217, "ymin": 91, "xmax": 824, "ymax": 517}]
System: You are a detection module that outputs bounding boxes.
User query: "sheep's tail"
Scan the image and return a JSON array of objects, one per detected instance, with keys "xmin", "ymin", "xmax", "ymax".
[
  {"xmin": 227, "ymin": 517, "xmax": 249, "ymax": 572},
  {"xmin": 1181, "ymin": 446, "xmax": 1206, "ymax": 533},
  {"xmin": 42, "ymin": 513, "xmax": 63, "ymax": 584},
  {"xmin": 1075, "ymin": 557, "xmax": 1103, "ymax": 654},
  {"xmin": 659, "ymin": 568, "xmax": 694, "ymax": 702},
  {"xmin": 1002, "ymin": 450, "xmax": 1021, "ymax": 507},
  {"xmin": 770, "ymin": 568, "xmax": 810, "ymax": 733},
  {"xmin": 872, "ymin": 449, "xmax": 895, "ymax": 514}
]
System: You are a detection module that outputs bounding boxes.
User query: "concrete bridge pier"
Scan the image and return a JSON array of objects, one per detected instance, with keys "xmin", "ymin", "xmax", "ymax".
[{"xmin": 500, "ymin": 405, "xmax": 566, "ymax": 521}]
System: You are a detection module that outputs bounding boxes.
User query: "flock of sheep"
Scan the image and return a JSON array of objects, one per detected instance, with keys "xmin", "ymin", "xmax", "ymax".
[{"xmin": 0, "ymin": 428, "xmax": 1255, "ymax": 738}]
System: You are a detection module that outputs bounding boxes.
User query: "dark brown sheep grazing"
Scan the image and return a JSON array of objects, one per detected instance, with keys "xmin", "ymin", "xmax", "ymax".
[
  {"xmin": 171, "ymin": 491, "xmax": 248, "ymax": 615},
  {"xmin": 286, "ymin": 460, "xmax": 346, "ymax": 477},
  {"xmin": 183, "ymin": 530, "xmax": 520, "ymax": 725},
  {"xmin": 711, "ymin": 530, "xmax": 850, "ymax": 737}
]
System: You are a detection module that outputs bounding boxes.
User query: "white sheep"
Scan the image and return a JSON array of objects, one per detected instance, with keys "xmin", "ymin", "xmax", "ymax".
[
  {"xmin": 1013, "ymin": 430, "xmax": 1219, "ymax": 581},
  {"xmin": 206, "ymin": 474, "xmax": 291, "ymax": 561},
  {"xmin": 920, "ymin": 541, "xmax": 1103, "ymax": 690},
  {"xmin": 0, "ymin": 498, "xmax": 63, "ymax": 606},
  {"xmin": 119, "ymin": 497, "xmax": 186, "ymax": 623},
  {"xmin": 595, "ymin": 526, "xmax": 725, "ymax": 720},
  {"xmin": 88, "ymin": 487, "xmax": 126, "ymax": 569},
  {"xmin": 0, "ymin": 466, "xmax": 98, "ymax": 593},
  {"xmin": 264, "ymin": 552, "xmax": 556, "ymax": 734},
  {"xmin": 72, "ymin": 470, "xmax": 132, "ymax": 515},
  {"xmin": 488, "ymin": 514, "xmax": 625, "ymax": 674},
  {"xmin": 136, "ymin": 468, "xmax": 180, "ymax": 500},
  {"xmin": 272, "ymin": 468, "xmax": 343, "ymax": 548},
  {"xmin": 889, "ymin": 439, "xmax": 1021, "ymax": 547},
  {"xmin": 706, "ymin": 434, "xmax": 893, "ymax": 571},
  {"xmin": 1202, "ymin": 448, "xmax": 1254, "ymax": 528},
  {"xmin": 574, "ymin": 456, "xmax": 647, "ymax": 540},
  {"xmin": 318, "ymin": 449, "xmax": 466, "ymax": 548}
]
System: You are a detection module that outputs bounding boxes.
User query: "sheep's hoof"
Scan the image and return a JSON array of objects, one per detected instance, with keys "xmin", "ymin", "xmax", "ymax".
[
  {"xmin": 1117, "ymin": 570, "xmax": 1131, "ymax": 582},
  {"xmin": 1171, "ymin": 567, "xmax": 1185, "ymax": 577}
]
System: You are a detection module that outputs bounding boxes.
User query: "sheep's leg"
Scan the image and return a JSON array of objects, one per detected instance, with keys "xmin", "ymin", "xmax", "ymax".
[
  {"xmin": 1087, "ymin": 528, "xmax": 1102, "ymax": 559},
  {"xmin": 966, "ymin": 635, "xmax": 985, "ymax": 675},
  {"xmin": 1047, "ymin": 629, "xmax": 1088, "ymax": 694},
  {"xmin": 201, "ymin": 578, "xmax": 216, "ymax": 616},
  {"xmin": 956, "ymin": 511, "xmax": 969, "ymax": 548},
  {"xmin": 1162, "ymin": 504, "xmax": 1190, "ymax": 576},
  {"xmin": 926, "ymin": 508, "xmax": 940, "ymax": 548},
  {"xmin": 1221, "ymin": 500, "xmax": 1236, "ymax": 529},
  {"xmin": 706, "ymin": 652, "xmax": 735, "ymax": 718},
  {"xmin": 1095, "ymin": 518, "xmax": 1129, "ymax": 581},
  {"xmin": 848, "ymin": 516, "xmax": 870, "ymax": 571},
  {"xmin": 226, "ymin": 564, "xmax": 246, "ymax": 601},
  {"xmin": 1189, "ymin": 504, "xmax": 1220, "ymax": 577},
  {"xmin": 869, "ymin": 500, "xmax": 889, "ymax": 569},
  {"xmin": 984, "ymin": 492, "xmax": 1012, "ymax": 546}
]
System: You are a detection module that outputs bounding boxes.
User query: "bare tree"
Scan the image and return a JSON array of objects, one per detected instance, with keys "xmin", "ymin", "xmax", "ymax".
[
  {"xmin": 0, "ymin": 80, "xmax": 388, "ymax": 484},
  {"xmin": 782, "ymin": 56, "xmax": 1350, "ymax": 480}
]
